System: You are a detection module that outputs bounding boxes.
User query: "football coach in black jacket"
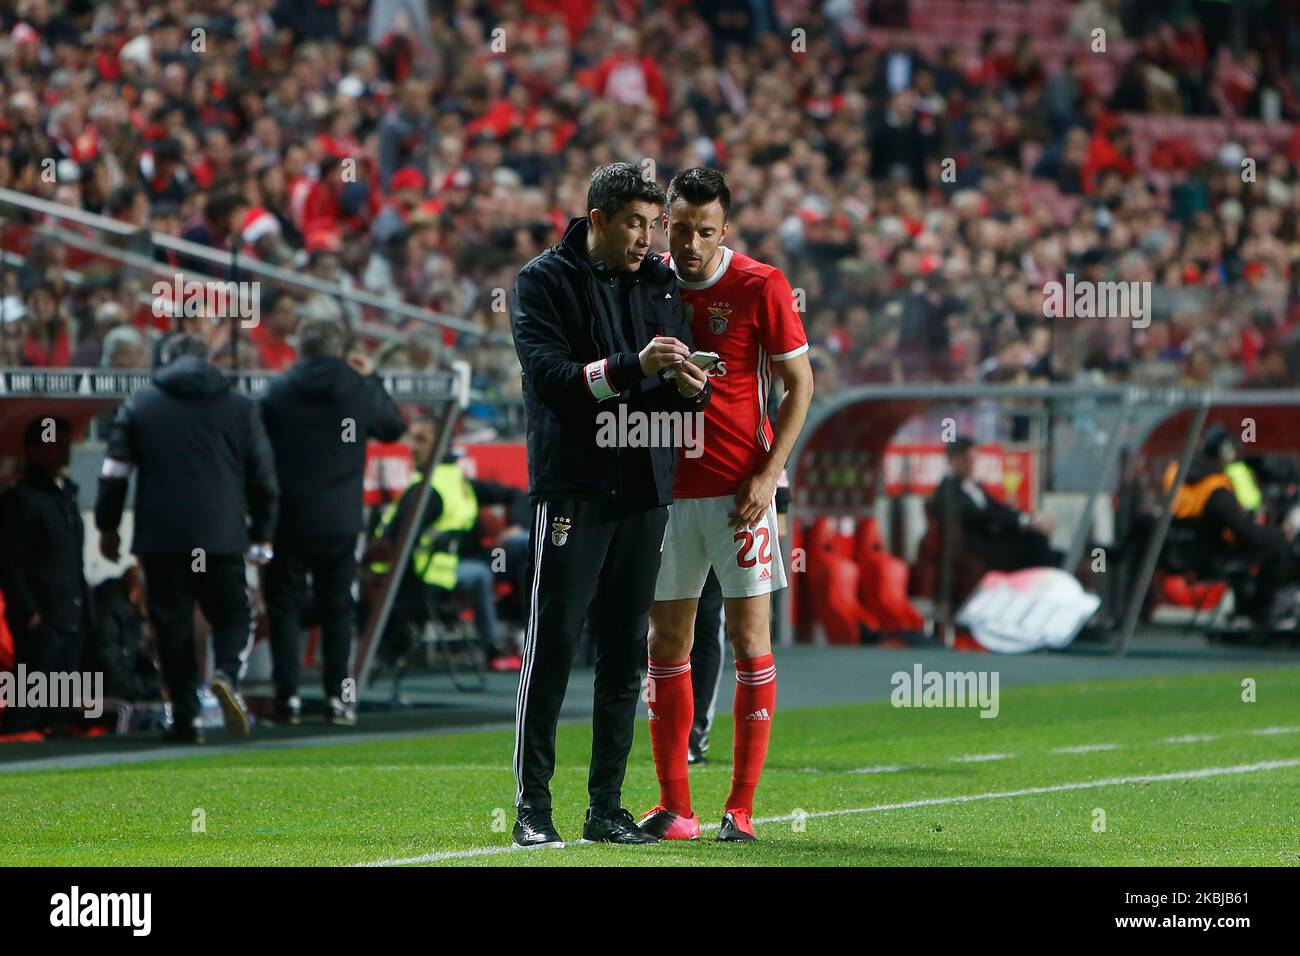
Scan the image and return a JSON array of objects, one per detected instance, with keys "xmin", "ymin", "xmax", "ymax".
[
  {"xmin": 96, "ymin": 332, "xmax": 278, "ymax": 742},
  {"xmin": 509, "ymin": 162, "xmax": 711, "ymax": 848},
  {"xmin": 260, "ymin": 318, "xmax": 406, "ymax": 725}
]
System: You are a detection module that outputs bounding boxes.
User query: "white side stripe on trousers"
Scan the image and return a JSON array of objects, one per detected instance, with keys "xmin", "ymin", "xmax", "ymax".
[{"xmin": 512, "ymin": 501, "xmax": 547, "ymax": 806}]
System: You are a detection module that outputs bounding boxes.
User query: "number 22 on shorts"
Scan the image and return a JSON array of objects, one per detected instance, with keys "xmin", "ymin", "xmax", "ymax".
[{"xmin": 734, "ymin": 527, "xmax": 772, "ymax": 568}]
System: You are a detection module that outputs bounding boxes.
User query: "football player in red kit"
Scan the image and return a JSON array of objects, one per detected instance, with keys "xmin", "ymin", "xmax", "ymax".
[{"xmin": 641, "ymin": 168, "xmax": 813, "ymax": 841}]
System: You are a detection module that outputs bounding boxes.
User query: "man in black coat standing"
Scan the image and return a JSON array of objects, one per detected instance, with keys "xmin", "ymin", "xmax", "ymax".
[
  {"xmin": 508, "ymin": 163, "xmax": 710, "ymax": 848},
  {"xmin": 96, "ymin": 333, "xmax": 279, "ymax": 742},
  {"xmin": 259, "ymin": 318, "xmax": 406, "ymax": 725},
  {"xmin": 0, "ymin": 416, "xmax": 88, "ymax": 735}
]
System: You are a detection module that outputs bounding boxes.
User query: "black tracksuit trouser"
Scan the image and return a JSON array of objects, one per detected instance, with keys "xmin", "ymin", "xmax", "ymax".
[
  {"xmin": 141, "ymin": 553, "xmax": 252, "ymax": 726},
  {"xmin": 264, "ymin": 535, "xmax": 358, "ymax": 702},
  {"xmin": 6, "ymin": 619, "xmax": 83, "ymax": 733},
  {"xmin": 513, "ymin": 496, "xmax": 669, "ymax": 812}
]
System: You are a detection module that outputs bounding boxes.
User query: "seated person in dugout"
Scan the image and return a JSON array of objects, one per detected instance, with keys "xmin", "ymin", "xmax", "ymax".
[
  {"xmin": 930, "ymin": 436, "xmax": 1064, "ymax": 572},
  {"xmin": 1160, "ymin": 425, "xmax": 1292, "ymax": 632},
  {"xmin": 90, "ymin": 566, "xmax": 164, "ymax": 708},
  {"xmin": 366, "ymin": 418, "xmax": 526, "ymax": 672}
]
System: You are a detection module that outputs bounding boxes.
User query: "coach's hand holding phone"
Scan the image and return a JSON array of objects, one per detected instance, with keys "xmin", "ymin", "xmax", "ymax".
[
  {"xmin": 672, "ymin": 356, "xmax": 708, "ymax": 397},
  {"xmin": 639, "ymin": 335, "xmax": 690, "ymax": 373}
]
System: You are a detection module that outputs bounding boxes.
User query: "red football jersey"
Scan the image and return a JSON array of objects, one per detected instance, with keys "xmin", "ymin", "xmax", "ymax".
[{"xmin": 671, "ymin": 247, "xmax": 808, "ymax": 498}]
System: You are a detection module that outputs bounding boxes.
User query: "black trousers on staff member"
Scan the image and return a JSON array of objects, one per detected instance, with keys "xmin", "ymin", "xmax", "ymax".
[
  {"xmin": 140, "ymin": 553, "xmax": 252, "ymax": 727},
  {"xmin": 7, "ymin": 621, "xmax": 83, "ymax": 733},
  {"xmin": 514, "ymin": 497, "xmax": 669, "ymax": 812},
  {"xmin": 263, "ymin": 535, "xmax": 357, "ymax": 702}
]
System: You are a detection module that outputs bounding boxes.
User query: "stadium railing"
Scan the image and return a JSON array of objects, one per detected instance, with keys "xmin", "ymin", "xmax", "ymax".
[{"xmin": 0, "ymin": 187, "xmax": 508, "ymax": 346}]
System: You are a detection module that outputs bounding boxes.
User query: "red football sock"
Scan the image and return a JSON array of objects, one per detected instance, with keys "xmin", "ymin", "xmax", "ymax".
[
  {"xmin": 647, "ymin": 658, "xmax": 694, "ymax": 816},
  {"xmin": 726, "ymin": 654, "xmax": 776, "ymax": 814}
]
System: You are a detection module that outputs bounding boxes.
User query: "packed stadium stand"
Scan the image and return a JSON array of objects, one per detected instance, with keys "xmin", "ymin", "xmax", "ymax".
[{"xmin": 2, "ymin": 0, "xmax": 1299, "ymax": 411}]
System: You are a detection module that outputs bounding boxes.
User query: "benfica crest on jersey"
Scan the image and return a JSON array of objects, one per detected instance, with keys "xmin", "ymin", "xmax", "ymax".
[
  {"xmin": 550, "ymin": 517, "xmax": 572, "ymax": 547},
  {"xmin": 707, "ymin": 304, "xmax": 731, "ymax": 334}
]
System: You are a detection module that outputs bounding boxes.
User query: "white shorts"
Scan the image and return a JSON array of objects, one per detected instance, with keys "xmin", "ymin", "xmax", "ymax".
[{"xmin": 655, "ymin": 495, "xmax": 788, "ymax": 601}]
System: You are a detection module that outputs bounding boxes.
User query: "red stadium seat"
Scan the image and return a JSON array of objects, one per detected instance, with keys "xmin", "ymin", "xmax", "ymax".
[{"xmin": 806, "ymin": 548, "xmax": 875, "ymax": 644}]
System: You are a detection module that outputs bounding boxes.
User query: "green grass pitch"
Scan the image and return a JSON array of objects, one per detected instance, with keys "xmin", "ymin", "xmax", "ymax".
[{"xmin": 3, "ymin": 668, "xmax": 1298, "ymax": 866}]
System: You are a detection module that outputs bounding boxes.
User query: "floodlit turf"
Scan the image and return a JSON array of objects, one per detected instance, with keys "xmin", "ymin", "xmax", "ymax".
[{"xmin": 2, "ymin": 668, "xmax": 1298, "ymax": 866}]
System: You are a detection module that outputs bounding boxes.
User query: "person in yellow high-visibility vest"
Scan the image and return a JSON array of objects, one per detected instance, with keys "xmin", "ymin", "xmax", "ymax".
[
  {"xmin": 369, "ymin": 418, "xmax": 525, "ymax": 672},
  {"xmin": 370, "ymin": 462, "xmax": 476, "ymax": 587},
  {"xmin": 1160, "ymin": 425, "xmax": 1291, "ymax": 634},
  {"xmin": 1225, "ymin": 459, "xmax": 1263, "ymax": 513}
]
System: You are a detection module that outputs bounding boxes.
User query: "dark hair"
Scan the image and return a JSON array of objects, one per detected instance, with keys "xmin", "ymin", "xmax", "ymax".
[
  {"xmin": 585, "ymin": 162, "xmax": 666, "ymax": 219},
  {"xmin": 299, "ymin": 318, "xmax": 346, "ymax": 359},
  {"xmin": 206, "ymin": 192, "xmax": 246, "ymax": 223},
  {"xmin": 667, "ymin": 167, "xmax": 731, "ymax": 218},
  {"xmin": 106, "ymin": 183, "xmax": 142, "ymax": 218},
  {"xmin": 160, "ymin": 332, "xmax": 210, "ymax": 365},
  {"xmin": 1202, "ymin": 424, "xmax": 1234, "ymax": 459},
  {"xmin": 153, "ymin": 138, "xmax": 183, "ymax": 164},
  {"xmin": 947, "ymin": 436, "xmax": 976, "ymax": 458},
  {"xmin": 24, "ymin": 415, "xmax": 70, "ymax": 449}
]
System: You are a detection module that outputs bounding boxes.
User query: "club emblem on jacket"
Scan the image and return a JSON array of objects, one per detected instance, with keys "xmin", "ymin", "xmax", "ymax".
[
  {"xmin": 707, "ymin": 304, "xmax": 731, "ymax": 335},
  {"xmin": 551, "ymin": 517, "xmax": 572, "ymax": 547}
]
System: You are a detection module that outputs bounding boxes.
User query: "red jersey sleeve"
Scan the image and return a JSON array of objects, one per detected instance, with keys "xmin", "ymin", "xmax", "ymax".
[{"xmin": 758, "ymin": 269, "xmax": 810, "ymax": 361}]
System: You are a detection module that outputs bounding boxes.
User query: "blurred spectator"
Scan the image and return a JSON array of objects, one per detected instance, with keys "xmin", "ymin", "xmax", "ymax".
[
  {"xmin": 931, "ymin": 436, "xmax": 1063, "ymax": 572},
  {"xmin": 0, "ymin": 0, "xmax": 1298, "ymax": 405},
  {"xmin": 90, "ymin": 567, "xmax": 163, "ymax": 705},
  {"xmin": 101, "ymin": 325, "xmax": 149, "ymax": 369},
  {"xmin": 250, "ymin": 288, "xmax": 300, "ymax": 371},
  {"xmin": 0, "ymin": 417, "xmax": 87, "ymax": 735},
  {"xmin": 20, "ymin": 283, "xmax": 70, "ymax": 368}
]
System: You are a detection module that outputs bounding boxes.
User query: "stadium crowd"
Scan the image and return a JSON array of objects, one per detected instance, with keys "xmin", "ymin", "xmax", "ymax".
[{"xmin": 2, "ymin": 0, "xmax": 1300, "ymax": 427}]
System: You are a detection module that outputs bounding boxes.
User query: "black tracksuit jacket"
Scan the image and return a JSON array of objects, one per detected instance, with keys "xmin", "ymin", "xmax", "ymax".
[
  {"xmin": 510, "ymin": 216, "xmax": 710, "ymax": 507},
  {"xmin": 95, "ymin": 356, "xmax": 279, "ymax": 555},
  {"xmin": 260, "ymin": 355, "xmax": 407, "ymax": 544}
]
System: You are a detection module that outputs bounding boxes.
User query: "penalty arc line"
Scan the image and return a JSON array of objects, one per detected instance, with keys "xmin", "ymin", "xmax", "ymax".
[{"xmin": 356, "ymin": 756, "xmax": 1300, "ymax": 867}]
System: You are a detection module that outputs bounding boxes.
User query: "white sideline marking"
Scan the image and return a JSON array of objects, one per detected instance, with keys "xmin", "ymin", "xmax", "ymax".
[
  {"xmin": 1053, "ymin": 743, "xmax": 1121, "ymax": 754},
  {"xmin": 1163, "ymin": 734, "xmax": 1216, "ymax": 744},
  {"xmin": 950, "ymin": 753, "xmax": 1013, "ymax": 763},
  {"xmin": 848, "ymin": 765, "xmax": 903, "ymax": 775},
  {"xmin": 356, "ymin": 757, "xmax": 1300, "ymax": 867},
  {"xmin": 1250, "ymin": 726, "xmax": 1300, "ymax": 736}
]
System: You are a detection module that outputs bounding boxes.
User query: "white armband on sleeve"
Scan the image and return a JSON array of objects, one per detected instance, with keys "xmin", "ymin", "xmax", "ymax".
[
  {"xmin": 100, "ymin": 458, "xmax": 132, "ymax": 479},
  {"xmin": 582, "ymin": 358, "xmax": 619, "ymax": 401}
]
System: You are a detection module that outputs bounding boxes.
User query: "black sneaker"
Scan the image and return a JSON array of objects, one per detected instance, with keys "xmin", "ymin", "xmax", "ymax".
[
  {"xmin": 161, "ymin": 722, "xmax": 205, "ymax": 745},
  {"xmin": 325, "ymin": 696, "xmax": 357, "ymax": 726},
  {"xmin": 687, "ymin": 732, "xmax": 708, "ymax": 766},
  {"xmin": 273, "ymin": 695, "xmax": 302, "ymax": 725},
  {"xmin": 512, "ymin": 808, "xmax": 564, "ymax": 849},
  {"xmin": 209, "ymin": 673, "xmax": 251, "ymax": 737},
  {"xmin": 581, "ymin": 807, "xmax": 658, "ymax": 845}
]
